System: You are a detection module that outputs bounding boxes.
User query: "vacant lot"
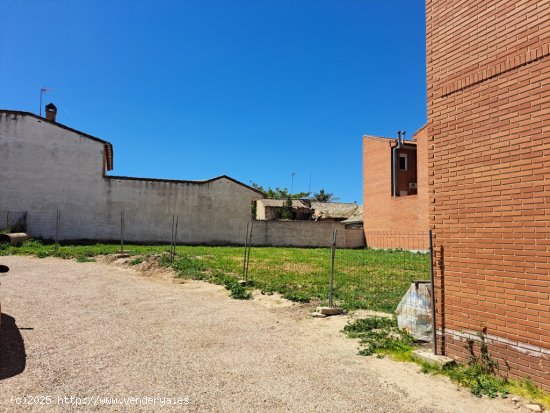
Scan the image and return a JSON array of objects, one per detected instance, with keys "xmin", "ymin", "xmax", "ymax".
[
  {"xmin": 0, "ymin": 242, "xmax": 429, "ymax": 312},
  {"xmin": 0, "ymin": 256, "xmax": 521, "ymax": 412}
]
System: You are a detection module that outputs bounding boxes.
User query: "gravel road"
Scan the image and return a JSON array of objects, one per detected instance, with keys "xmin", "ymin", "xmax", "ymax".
[{"xmin": 0, "ymin": 256, "xmax": 521, "ymax": 412}]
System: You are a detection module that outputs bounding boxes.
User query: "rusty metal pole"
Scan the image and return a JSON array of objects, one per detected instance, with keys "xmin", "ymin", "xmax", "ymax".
[
  {"xmin": 429, "ymin": 229, "xmax": 437, "ymax": 355},
  {"xmin": 329, "ymin": 229, "xmax": 337, "ymax": 308}
]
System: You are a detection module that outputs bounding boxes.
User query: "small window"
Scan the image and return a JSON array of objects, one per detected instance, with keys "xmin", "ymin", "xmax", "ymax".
[{"xmin": 399, "ymin": 154, "xmax": 408, "ymax": 171}]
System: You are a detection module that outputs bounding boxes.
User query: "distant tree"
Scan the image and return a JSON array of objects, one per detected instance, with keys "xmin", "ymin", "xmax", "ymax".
[
  {"xmin": 250, "ymin": 182, "xmax": 310, "ymax": 199},
  {"xmin": 312, "ymin": 189, "xmax": 338, "ymax": 202},
  {"xmin": 279, "ymin": 196, "xmax": 295, "ymax": 220},
  {"xmin": 250, "ymin": 182, "xmax": 339, "ymax": 202}
]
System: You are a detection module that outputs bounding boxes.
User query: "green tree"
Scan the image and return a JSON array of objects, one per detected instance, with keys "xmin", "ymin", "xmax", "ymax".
[
  {"xmin": 279, "ymin": 196, "xmax": 295, "ymax": 220},
  {"xmin": 312, "ymin": 189, "xmax": 338, "ymax": 202},
  {"xmin": 250, "ymin": 182, "xmax": 310, "ymax": 199}
]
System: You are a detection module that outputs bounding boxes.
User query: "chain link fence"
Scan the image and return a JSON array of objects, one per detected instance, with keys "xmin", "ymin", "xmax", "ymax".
[
  {"xmin": 1, "ymin": 209, "xmax": 249, "ymax": 246},
  {"xmin": 241, "ymin": 227, "xmax": 436, "ymax": 346},
  {"xmin": 242, "ymin": 228, "xmax": 432, "ymax": 312}
]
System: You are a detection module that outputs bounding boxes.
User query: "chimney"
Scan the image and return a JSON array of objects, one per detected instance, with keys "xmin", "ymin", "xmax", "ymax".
[{"xmin": 45, "ymin": 102, "xmax": 57, "ymax": 122}]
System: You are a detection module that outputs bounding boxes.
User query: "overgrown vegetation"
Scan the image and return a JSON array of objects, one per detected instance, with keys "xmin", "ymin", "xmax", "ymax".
[
  {"xmin": 344, "ymin": 320, "xmax": 550, "ymax": 407},
  {"xmin": 129, "ymin": 257, "xmax": 143, "ymax": 266},
  {"xmin": 0, "ymin": 239, "xmax": 429, "ymax": 310},
  {"xmin": 417, "ymin": 330, "xmax": 510, "ymax": 399},
  {"xmin": 343, "ymin": 316, "xmax": 415, "ymax": 358}
]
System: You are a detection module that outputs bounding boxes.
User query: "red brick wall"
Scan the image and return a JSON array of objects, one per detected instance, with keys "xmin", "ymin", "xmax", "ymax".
[
  {"xmin": 363, "ymin": 127, "xmax": 429, "ymax": 248},
  {"xmin": 427, "ymin": 0, "xmax": 550, "ymax": 389},
  {"xmin": 396, "ymin": 147, "xmax": 418, "ymax": 195}
]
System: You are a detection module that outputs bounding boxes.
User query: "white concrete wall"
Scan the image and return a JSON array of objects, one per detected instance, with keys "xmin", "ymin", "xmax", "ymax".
[
  {"xmin": 0, "ymin": 112, "xmax": 107, "ymax": 213},
  {"xmin": 103, "ymin": 177, "xmax": 260, "ymax": 244},
  {"xmin": 0, "ymin": 112, "xmax": 262, "ymax": 244}
]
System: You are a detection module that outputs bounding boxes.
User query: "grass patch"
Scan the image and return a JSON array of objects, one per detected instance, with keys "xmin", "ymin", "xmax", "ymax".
[
  {"xmin": 1, "ymin": 240, "xmax": 429, "ymax": 311},
  {"xmin": 508, "ymin": 379, "xmax": 550, "ymax": 410},
  {"xmin": 282, "ymin": 291, "xmax": 310, "ymax": 303},
  {"xmin": 170, "ymin": 255, "xmax": 250, "ymax": 299}
]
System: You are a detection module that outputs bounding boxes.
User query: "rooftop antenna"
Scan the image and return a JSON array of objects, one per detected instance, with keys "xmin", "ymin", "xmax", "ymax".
[
  {"xmin": 39, "ymin": 87, "xmax": 53, "ymax": 116},
  {"xmin": 308, "ymin": 173, "xmax": 312, "ymax": 194},
  {"xmin": 291, "ymin": 172, "xmax": 296, "ymax": 195}
]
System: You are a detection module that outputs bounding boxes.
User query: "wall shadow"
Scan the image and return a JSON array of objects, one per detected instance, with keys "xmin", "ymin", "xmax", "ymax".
[{"xmin": 0, "ymin": 313, "xmax": 26, "ymax": 380}]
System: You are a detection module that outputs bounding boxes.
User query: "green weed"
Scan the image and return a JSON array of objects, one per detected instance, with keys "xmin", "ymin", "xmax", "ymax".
[
  {"xmin": 129, "ymin": 257, "xmax": 143, "ymax": 266},
  {"xmin": 343, "ymin": 316, "xmax": 415, "ymax": 357},
  {"xmin": 282, "ymin": 292, "xmax": 310, "ymax": 303},
  {"xmin": 411, "ymin": 330, "xmax": 509, "ymax": 398},
  {"xmin": 76, "ymin": 256, "xmax": 96, "ymax": 263}
]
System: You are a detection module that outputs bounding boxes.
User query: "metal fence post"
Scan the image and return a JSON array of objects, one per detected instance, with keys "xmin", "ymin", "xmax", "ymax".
[
  {"xmin": 244, "ymin": 221, "xmax": 254, "ymax": 281},
  {"xmin": 120, "ymin": 211, "xmax": 125, "ymax": 254},
  {"xmin": 173, "ymin": 215, "xmax": 178, "ymax": 260},
  {"xmin": 54, "ymin": 210, "xmax": 60, "ymax": 247},
  {"xmin": 329, "ymin": 229, "xmax": 337, "ymax": 308},
  {"xmin": 429, "ymin": 229, "xmax": 437, "ymax": 355},
  {"xmin": 242, "ymin": 222, "xmax": 250, "ymax": 280},
  {"xmin": 170, "ymin": 214, "xmax": 175, "ymax": 262}
]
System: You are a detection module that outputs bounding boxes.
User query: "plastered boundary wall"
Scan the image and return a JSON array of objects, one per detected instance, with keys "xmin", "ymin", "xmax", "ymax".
[
  {"xmin": 250, "ymin": 220, "xmax": 365, "ymax": 249},
  {"xmin": 427, "ymin": 0, "xmax": 550, "ymax": 389},
  {"xmin": 19, "ymin": 211, "xmax": 365, "ymax": 248}
]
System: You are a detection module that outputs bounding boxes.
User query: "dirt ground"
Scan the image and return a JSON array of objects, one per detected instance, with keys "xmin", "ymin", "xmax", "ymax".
[{"xmin": 0, "ymin": 256, "xmax": 525, "ymax": 412}]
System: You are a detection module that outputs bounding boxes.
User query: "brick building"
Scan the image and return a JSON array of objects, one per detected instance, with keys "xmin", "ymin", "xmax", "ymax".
[
  {"xmin": 427, "ymin": 0, "xmax": 550, "ymax": 388},
  {"xmin": 363, "ymin": 125, "xmax": 429, "ymax": 248}
]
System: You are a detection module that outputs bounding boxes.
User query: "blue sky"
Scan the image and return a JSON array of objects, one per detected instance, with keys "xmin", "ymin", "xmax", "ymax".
[{"xmin": 0, "ymin": 0, "xmax": 426, "ymax": 203}]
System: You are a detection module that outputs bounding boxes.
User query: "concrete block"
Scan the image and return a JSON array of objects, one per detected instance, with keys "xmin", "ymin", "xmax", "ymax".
[
  {"xmin": 412, "ymin": 350, "xmax": 455, "ymax": 367},
  {"xmin": 317, "ymin": 307, "xmax": 344, "ymax": 316}
]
